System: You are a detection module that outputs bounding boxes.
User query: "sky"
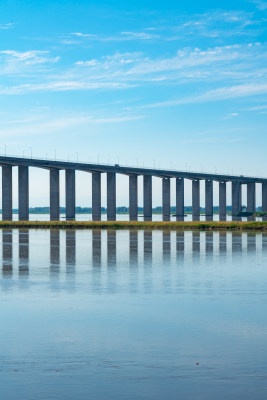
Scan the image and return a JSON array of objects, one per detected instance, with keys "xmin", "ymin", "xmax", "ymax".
[{"xmin": 0, "ymin": 0, "xmax": 267, "ymax": 207}]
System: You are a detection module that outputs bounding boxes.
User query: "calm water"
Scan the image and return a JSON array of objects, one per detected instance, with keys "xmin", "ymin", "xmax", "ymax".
[
  {"xmin": 3, "ymin": 213, "xmax": 264, "ymax": 221},
  {"xmin": 0, "ymin": 229, "xmax": 267, "ymax": 399}
]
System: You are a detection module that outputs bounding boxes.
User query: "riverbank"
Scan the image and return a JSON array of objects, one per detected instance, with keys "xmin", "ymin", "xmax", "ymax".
[{"xmin": 0, "ymin": 220, "xmax": 267, "ymax": 231}]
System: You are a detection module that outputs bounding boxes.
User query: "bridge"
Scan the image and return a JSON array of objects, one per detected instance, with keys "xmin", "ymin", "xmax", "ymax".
[{"xmin": 0, "ymin": 155, "xmax": 266, "ymax": 221}]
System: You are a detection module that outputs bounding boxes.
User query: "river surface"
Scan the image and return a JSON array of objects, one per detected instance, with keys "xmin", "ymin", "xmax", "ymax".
[
  {"xmin": 1, "ymin": 213, "xmax": 265, "ymax": 221},
  {"xmin": 0, "ymin": 229, "xmax": 267, "ymax": 399}
]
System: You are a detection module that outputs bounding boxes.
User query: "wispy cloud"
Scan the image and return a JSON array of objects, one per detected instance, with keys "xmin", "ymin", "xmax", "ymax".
[
  {"xmin": 0, "ymin": 81, "xmax": 132, "ymax": 95},
  {"xmin": 251, "ymin": 0, "xmax": 267, "ymax": 10},
  {"xmin": 0, "ymin": 50, "xmax": 59, "ymax": 64},
  {"xmin": 144, "ymin": 82, "xmax": 267, "ymax": 108},
  {"xmin": 0, "ymin": 50, "xmax": 60, "ymax": 75},
  {"xmin": 74, "ymin": 43, "xmax": 267, "ymax": 84},
  {"xmin": 0, "ymin": 113, "xmax": 143, "ymax": 136},
  {"xmin": 68, "ymin": 31, "xmax": 160, "ymax": 42},
  {"xmin": 0, "ymin": 23, "xmax": 15, "ymax": 30}
]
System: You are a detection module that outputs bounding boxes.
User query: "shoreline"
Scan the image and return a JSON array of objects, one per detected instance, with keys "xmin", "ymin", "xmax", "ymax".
[{"xmin": 0, "ymin": 220, "xmax": 267, "ymax": 231}]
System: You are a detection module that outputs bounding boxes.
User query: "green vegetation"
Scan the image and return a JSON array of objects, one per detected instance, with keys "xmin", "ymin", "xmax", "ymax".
[{"xmin": 0, "ymin": 220, "xmax": 267, "ymax": 231}]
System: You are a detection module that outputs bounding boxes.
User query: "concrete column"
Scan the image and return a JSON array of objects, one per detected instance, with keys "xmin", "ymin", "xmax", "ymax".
[
  {"xmin": 162, "ymin": 177, "xmax": 170, "ymax": 221},
  {"xmin": 65, "ymin": 169, "xmax": 75, "ymax": 221},
  {"xmin": 176, "ymin": 178, "xmax": 184, "ymax": 221},
  {"xmin": 247, "ymin": 182, "xmax": 256, "ymax": 214},
  {"xmin": 129, "ymin": 174, "xmax": 138, "ymax": 221},
  {"xmin": 232, "ymin": 181, "xmax": 241, "ymax": 216},
  {"xmin": 92, "ymin": 172, "xmax": 101, "ymax": 221},
  {"xmin": 18, "ymin": 166, "xmax": 29, "ymax": 221},
  {"xmin": 143, "ymin": 175, "xmax": 152, "ymax": 221},
  {"xmin": 219, "ymin": 182, "xmax": 227, "ymax": 220},
  {"xmin": 262, "ymin": 182, "xmax": 267, "ymax": 213},
  {"xmin": 192, "ymin": 180, "xmax": 200, "ymax": 220},
  {"xmin": 205, "ymin": 180, "xmax": 213, "ymax": 219},
  {"xmin": 107, "ymin": 172, "xmax": 116, "ymax": 221},
  {"xmin": 50, "ymin": 169, "xmax": 60, "ymax": 221},
  {"xmin": 2, "ymin": 166, "xmax": 12, "ymax": 221}
]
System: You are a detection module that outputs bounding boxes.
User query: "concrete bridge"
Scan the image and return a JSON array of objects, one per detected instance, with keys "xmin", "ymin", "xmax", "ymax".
[{"xmin": 0, "ymin": 155, "xmax": 266, "ymax": 221}]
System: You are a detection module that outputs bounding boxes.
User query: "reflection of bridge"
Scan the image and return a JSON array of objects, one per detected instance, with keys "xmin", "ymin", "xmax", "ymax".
[
  {"xmin": 1, "ymin": 155, "xmax": 266, "ymax": 221},
  {"xmin": 2, "ymin": 230, "xmax": 267, "ymax": 280}
]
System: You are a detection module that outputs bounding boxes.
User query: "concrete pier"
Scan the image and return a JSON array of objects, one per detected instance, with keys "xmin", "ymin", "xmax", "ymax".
[
  {"xmin": 50, "ymin": 169, "xmax": 60, "ymax": 221},
  {"xmin": 232, "ymin": 181, "xmax": 241, "ymax": 216},
  {"xmin": 129, "ymin": 174, "xmax": 138, "ymax": 221},
  {"xmin": 92, "ymin": 172, "xmax": 101, "ymax": 221},
  {"xmin": 262, "ymin": 182, "xmax": 267, "ymax": 213},
  {"xmin": 219, "ymin": 182, "xmax": 227, "ymax": 220},
  {"xmin": 162, "ymin": 178, "xmax": 170, "ymax": 221},
  {"xmin": 247, "ymin": 182, "xmax": 256, "ymax": 214},
  {"xmin": 107, "ymin": 172, "xmax": 116, "ymax": 221},
  {"xmin": 205, "ymin": 180, "xmax": 213, "ymax": 220},
  {"xmin": 2, "ymin": 166, "xmax": 12, "ymax": 221},
  {"xmin": 192, "ymin": 180, "xmax": 200, "ymax": 220},
  {"xmin": 18, "ymin": 166, "xmax": 29, "ymax": 221},
  {"xmin": 176, "ymin": 178, "xmax": 184, "ymax": 221},
  {"xmin": 143, "ymin": 175, "xmax": 152, "ymax": 221},
  {"xmin": 65, "ymin": 170, "xmax": 75, "ymax": 221}
]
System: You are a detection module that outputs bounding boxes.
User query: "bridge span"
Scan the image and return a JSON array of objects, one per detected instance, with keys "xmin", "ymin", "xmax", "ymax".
[{"xmin": 0, "ymin": 155, "xmax": 266, "ymax": 221}]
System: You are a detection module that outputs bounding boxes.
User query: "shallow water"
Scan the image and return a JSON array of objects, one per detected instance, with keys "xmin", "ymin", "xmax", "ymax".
[{"xmin": 0, "ymin": 229, "xmax": 267, "ymax": 399}]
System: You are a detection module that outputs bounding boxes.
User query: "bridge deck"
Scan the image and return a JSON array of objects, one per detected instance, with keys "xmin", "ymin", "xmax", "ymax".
[{"xmin": 0, "ymin": 155, "xmax": 264, "ymax": 183}]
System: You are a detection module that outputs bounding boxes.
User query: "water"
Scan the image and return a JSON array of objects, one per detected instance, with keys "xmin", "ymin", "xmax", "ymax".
[
  {"xmin": 0, "ymin": 229, "xmax": 267, "ymax": 399},
  {"xmin": 3, "ymin": 213, "xmax": 264, "ymax": 221}
]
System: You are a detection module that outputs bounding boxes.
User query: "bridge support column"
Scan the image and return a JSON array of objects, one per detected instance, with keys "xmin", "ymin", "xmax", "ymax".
[
  {"xmin": 192, "ymin": 180, "xmax": 200, "ymax": 220},
  {"xmin": 143, "ymin": 175, "xmax": 152, "ymax": 221},
  {"xmin": 107, "ymin": 172, "xmax": 116, "ymax": 221},
  {"xmin": 262, "ymin": 182, "xmax": 267, "ymax": 213},
  {"xmin": 219, "ymin": 182, "xmax": 227, "ymax": 220},
  {"xmin": 129, "ymin": 174, "xmax": 138, "ymax": 221},
  {"xmin": 232, "ymin": 181, "xmax": 241, "ymax": 217},
  {"xmin": 162, "ymin": 178, "xmax": 170, "ymax": 221},
  {"xmin": 2, "ymin": 166, "xmax": 12, "ymax": 221},
  {"xmin": 247, "ymin": 182, "xmax": 256, "ymax": 214},
  {"xmin": 205, "ymin": 180, "xmax": 213, "ymax": 220},
  {"xmin": 50, "ymin": 169, "xmax": 60, "ymax": 221},
  {"xmin": 19, "ymin": 166, "xmax": 29, "ymax": 221},
  {"xmin": 65, "ymin": 170, "xmax": 75, "ymax": 221},
  {"xmin": 92, "ymin": 172, "xmax": 101, "ymax": 221},
  {"xmin": 176, "ymin": 178, "xmax": 184, "ymax": 221}
]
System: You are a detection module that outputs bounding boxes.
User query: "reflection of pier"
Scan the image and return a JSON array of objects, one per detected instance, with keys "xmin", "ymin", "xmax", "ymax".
[
  {"xmin": 2, "ymin": 230, "xmax": 12, "ymax": 277},
  {"xmin": 50, "ymin": 230, "xmax": 60, "ymax": 279},
  {"xmin": 19, "ymin": 229, "xmax": 29, "ymax": 277}
]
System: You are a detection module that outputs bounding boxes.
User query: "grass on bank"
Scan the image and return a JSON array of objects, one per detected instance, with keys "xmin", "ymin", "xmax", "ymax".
[{"xmin": 0, "ymin": 220, "xmax": 267, "ymax": 231}]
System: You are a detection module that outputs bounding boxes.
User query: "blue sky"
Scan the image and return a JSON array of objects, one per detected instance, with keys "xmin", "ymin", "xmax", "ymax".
[{"xmin": 1, "ymin": 0, "xmax": 267, "ymax": 206}]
